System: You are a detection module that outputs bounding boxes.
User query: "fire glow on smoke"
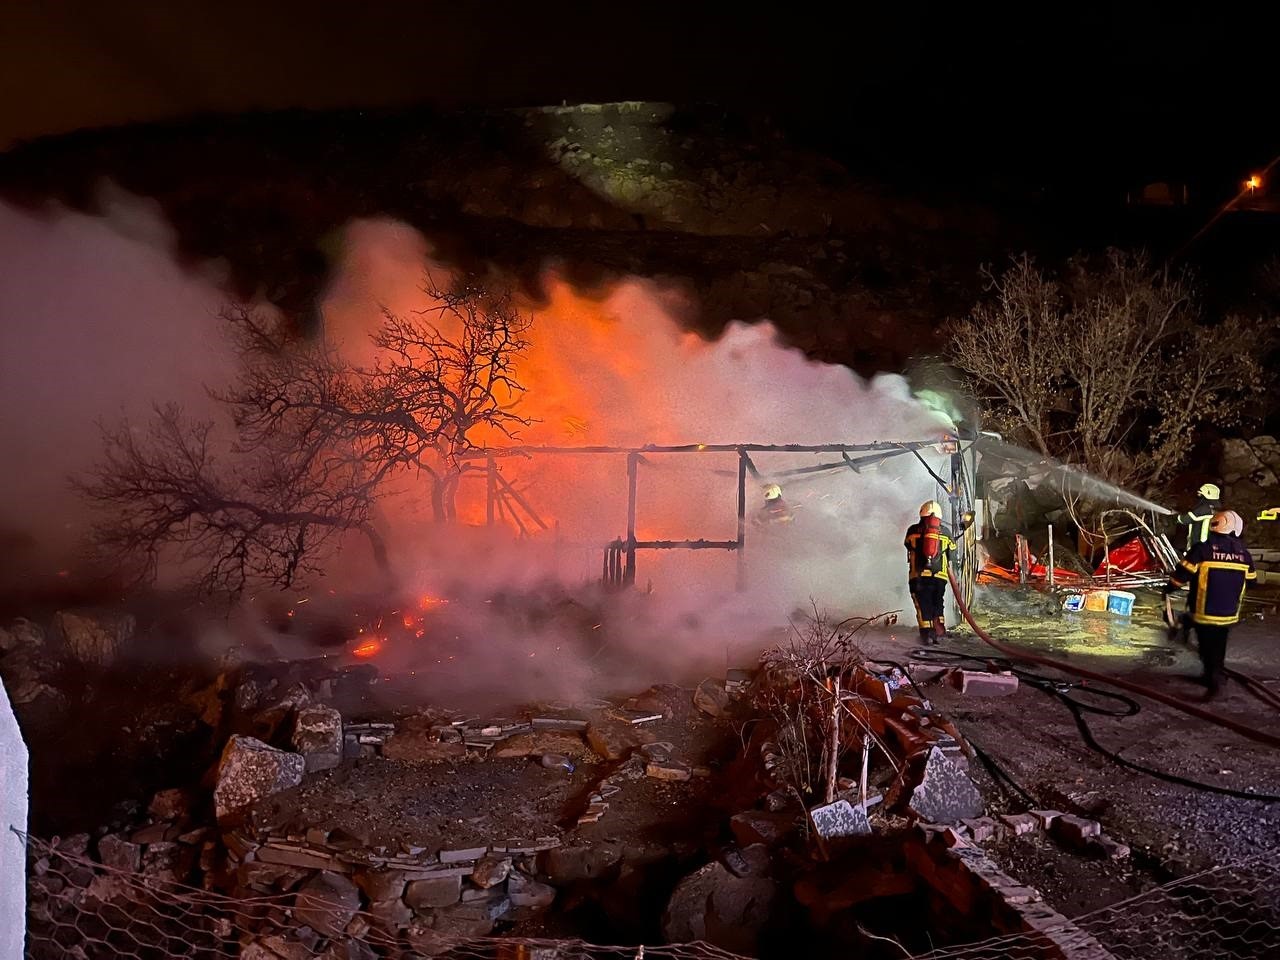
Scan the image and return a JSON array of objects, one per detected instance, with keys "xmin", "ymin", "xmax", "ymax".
[{"xmin": 321, "ymin": 219, "xmax": 957, "ymax": 620}]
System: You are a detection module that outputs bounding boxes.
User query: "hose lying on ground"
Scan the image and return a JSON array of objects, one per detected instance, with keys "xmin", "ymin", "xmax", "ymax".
[
  {"xmin": 909, "ymin": 648, "xmax": 1280, "ymax": 803},
  {"xmin": 947, "ymin": 570, "xmax": 1280, "ymax": 751}
]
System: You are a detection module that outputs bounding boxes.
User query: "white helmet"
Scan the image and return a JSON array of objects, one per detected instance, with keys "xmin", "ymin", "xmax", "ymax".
[
  {"xmin": 1211, "ymin": 510, "xmax": 1244, "ymax": 536},
  {"xmin": 1198, "ymin": 483, "xmax": 1221, "ymax": 500},
  {"xmin": 919, "ymin": 500, "xmax": 942, "ymax": 519},
  {"xmin": 763, "ymin": 483, "xmax": 783, "ymax": 501}
]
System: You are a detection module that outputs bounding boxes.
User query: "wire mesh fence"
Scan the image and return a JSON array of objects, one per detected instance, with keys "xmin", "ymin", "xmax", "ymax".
[{"xmin": 20, "ymin": 829, "xmax": 1280, "ymax": 959}]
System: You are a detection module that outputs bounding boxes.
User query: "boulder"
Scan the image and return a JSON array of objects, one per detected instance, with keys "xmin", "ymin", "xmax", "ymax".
[
  {"xmin": 809, "ymin": 799, "xmax": 872, "ymax": 841},
  {"xmin": 294, "ymin": 872, "xmax": 361, "ymax": 936},
  {"xmin": 212, "ymin": 735, "xmax": 305, "ymax": 821},
  {"xmin": 366, "ymin": 897, "xmax": 413, "ymax": 933},
  {"xmin": 291, "ymin": 704, "xmax": 343, "ymax": 772},
  {"xmin": 0, "ymin": 618, "xmax": 44, "ymax": 654},
  {"xmin": 405, "ymin": 875, "xmax": 462, "ymax": 909},
  {"xmin": 662, "ymin": 861, "xmax": 776, "ymax": 954},
  {"xmin": 693, "ymin": 679, "xmax": 730, "ymax": 718},
  {"xmin": 908, "ymin": 747, "xmax": 984, "ymax": 824},
  {"xmin": 139, "ymin": 842, "xmax": 192, "ymax": 883},
  {"xmin": 54, "ymin": 610, "xmax": 135, "ymax": 665}
]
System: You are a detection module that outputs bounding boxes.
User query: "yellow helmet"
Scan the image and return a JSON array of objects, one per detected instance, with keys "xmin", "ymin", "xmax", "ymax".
[
  {"xmin": 1211, "ymin": 510, "xmax": 1243, "ymax": 536},
  {"xmin": 1198, "ymin": 483, "xmax": 1221, "ymax": 500},
  {"xmin": 919, "ymin": 500, "xmax": 942, "ymax": 519},
  {"xmin": 763, "ymin": 483, "xmax": 783, "ymax": 501}
]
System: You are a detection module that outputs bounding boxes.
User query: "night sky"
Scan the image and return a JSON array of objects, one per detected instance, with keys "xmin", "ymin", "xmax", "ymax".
[{"xmin": 1, "ymin": 3, "xmax": 1274, "ymax": 195}]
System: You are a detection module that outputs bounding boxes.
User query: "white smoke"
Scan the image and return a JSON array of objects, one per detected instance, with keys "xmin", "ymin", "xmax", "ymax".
[{"xmin": 317, "ymin": 219, "xmax": 958, "ymax": 692}]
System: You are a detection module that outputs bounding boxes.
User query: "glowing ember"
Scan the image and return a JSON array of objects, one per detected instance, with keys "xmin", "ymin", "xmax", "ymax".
[
  {"xmin": 418, "ymin": 595, "xmax": 449, "ymax": 610},
  {"xmin": 352, "ymin": 637, "xmax": 383, "ymax": 658}
]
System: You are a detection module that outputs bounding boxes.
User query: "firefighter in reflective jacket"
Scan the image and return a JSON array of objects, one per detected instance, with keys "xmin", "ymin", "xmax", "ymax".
[
  {"xmin": 1163, "ymin": 510, "xmax": 1254, "ymax": 699},
  {"xmin": 905, "ymin": 501, "xmax": 964, "ymax": 644},
  {"xmin": 1175, "ymin": 483, "xmax": 1221, "ymax": 550}
]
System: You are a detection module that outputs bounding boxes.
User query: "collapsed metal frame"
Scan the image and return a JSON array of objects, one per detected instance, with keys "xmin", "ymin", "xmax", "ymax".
[{"xmin": 461, "ymin": 437, "xmax": 979, "ymax": 600}]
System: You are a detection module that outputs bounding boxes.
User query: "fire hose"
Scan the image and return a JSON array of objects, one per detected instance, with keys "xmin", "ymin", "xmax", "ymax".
[{"xmin": 947, "ymin": 569, "xmax": 1280, "ymax": 751}]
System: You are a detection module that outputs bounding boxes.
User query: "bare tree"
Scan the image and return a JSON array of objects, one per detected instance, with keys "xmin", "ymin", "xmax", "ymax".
[
  {"xmin": 79, "ymin": 278, "xmax": 532, "ymax": 594},
  {"xmin": 947, "ymin": 250, "xmax": 1273, "ymax": 495}
]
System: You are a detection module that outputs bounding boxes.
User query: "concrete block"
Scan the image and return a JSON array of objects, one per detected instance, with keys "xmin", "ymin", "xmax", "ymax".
[
  {"xmin": 952, "ymin": 670, "xmax": 1020, "ymax": 696},
  {"xmin": 999, "ymin": 813, "xmax": 1040, "ymax": 836}
]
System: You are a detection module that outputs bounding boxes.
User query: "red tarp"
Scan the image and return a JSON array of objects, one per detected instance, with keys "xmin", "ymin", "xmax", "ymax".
[{"xmin": 1093, "ymin": 537, "xmax": 1158, "ymax": 577}]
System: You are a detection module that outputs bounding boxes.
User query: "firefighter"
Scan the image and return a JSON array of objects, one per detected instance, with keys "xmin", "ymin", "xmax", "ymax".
[
  {"xmin": 1162, "ymin": 510, "xmax": 1254, "ymax": 700},
  {"xmin": 1175, "ymin": 483, "xmax": 1221, "ymax": 550},
  {"xmin": 754, "ymin": 483, "xmax": 794, "ymax": 527},
  {"xmin": 905, "ymin": 501, "xmax": 967, "ymax": 644}
]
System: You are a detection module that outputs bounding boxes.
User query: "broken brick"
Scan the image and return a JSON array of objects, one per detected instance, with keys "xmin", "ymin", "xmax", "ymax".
[
  {"xmin": 1030, "ymin": 809, "xmax": 1063, "ymax": 830},
  {"xmin": 960, "ymin": 817, "xmax": 998, "ymax": 843},
  {"xmin": 999, "ymin": 813, "xmax": 1040, "ymax": 836},
  {"xmin": 1087, "ymin": 834, "xmax": 1131, "ymax": 860},
  {"xmin": 1050, "ymin": 814, "xmax": 1101, "ymax": 849},
  {"xmin": 645, "ymin": 759, "xmax": 691, "ymax": 782}
]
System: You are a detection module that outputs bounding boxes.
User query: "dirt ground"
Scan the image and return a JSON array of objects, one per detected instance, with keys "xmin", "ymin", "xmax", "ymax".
[{"xmin": 859, "ymin": 582, "xmax": 1280, "ymax": 917}]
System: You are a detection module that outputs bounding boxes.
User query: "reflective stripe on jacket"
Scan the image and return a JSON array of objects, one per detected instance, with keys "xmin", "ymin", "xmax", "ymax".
[{"xmin": 1168, "ymin": 532, "xmax": 1256, "ymax": 626}]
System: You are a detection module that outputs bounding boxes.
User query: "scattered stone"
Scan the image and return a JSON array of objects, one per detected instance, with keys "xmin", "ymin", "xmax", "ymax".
[
  {"xmin": 645, "ymin": 759, "xmax": 691, "ymax": 782},
  {"xmin": 54, "ymin": 610, "xmax": 135, "ymax": 665},
  {"xmin": 999, "ymin": 813, "xmax": 1040, "ymax": 836},
  {"xmin": 492, "ymin": 730, "xmax": 591, "ymax": 760},
  {"xmin": 729, "ymin": 811, "xmax": 795, "ymax": 848},
  {"xmin": 763, "ymin": 789, "xmax": 792, "ymax": 813},
  {"xmin": 693, "ymin": 678, "xmax": 730, "ymax": 717},
  {"xmin": 292, "ymin": 705, "xmax": 344, "ymax": 772},
  {"xmin": 908, "ymin": 747, "xmax": 984, "ymax": 824},
  {"xmin": 640, "ymin": 741, "xmax": 675, "ymax": 762},
  {"xmin": 213, "ymin": 735, "xmax": 305, "ymax": 821},
  {"xmin": 294, "ymin": 872, "xmax": 361, "ymax": 936},
  {"xmin": 96, "ymin": 834, "xmax": 141, "ymax": 872},
  {"xmin": 809, "ymin": 799, "xmax": 872, "ymax": 841},
  {"xmin": 998, "ymin": 886, "xmax": 1042, "ymax": 905},
  {"xmin": 961, "ymin": 817, "xmax": 998, "ymax": 843},
  {"xmin": 1051, "ymin": 814, "xmax": 1102, "ymax": 849},
  {"xmin": 450, "ymin": 895, "xmax": 511, "ymax": 922},
  {"xmin": 508, "ymin": 871, "xmax": 557, "ymax": 909},
  {"xmin": 439, "ymin": 845, "xmax": 489, "ymax": 864},
  {"xmin": 381, "ymin": 731, "xmax": 467, "ymax": 763},
  {"xmin": 237, "ymin": 860, "xmax": 308, "ymax": 892},
  {"xmin": 471, "ymin": 855, "xmax": 512, "ymax": 888},
  {"xmin": 662, "ymin": 860, "xmax": 776, "ymax": 955},
  {"xmin": 405, "ymin": 875, "xmax": 462, "ymax": 909}
]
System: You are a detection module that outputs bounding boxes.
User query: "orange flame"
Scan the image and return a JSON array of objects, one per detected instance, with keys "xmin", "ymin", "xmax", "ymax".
[{"xmin": 352, "ymin": 637, "xmax": 383, "ymax": 658}]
